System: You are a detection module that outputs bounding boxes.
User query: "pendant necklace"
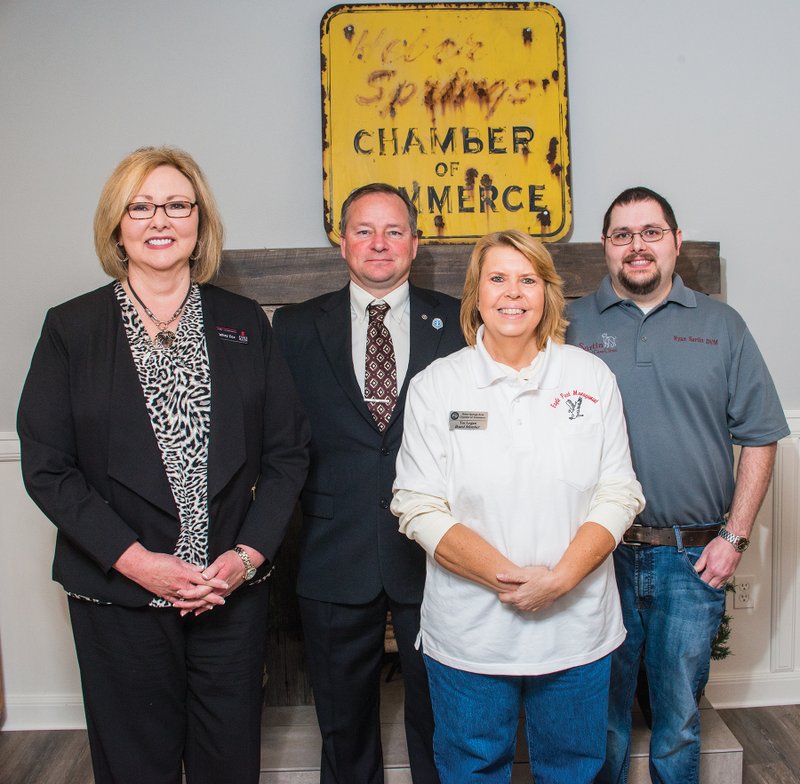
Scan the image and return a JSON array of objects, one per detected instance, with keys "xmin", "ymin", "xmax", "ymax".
[{"xmin": 126, "ymin": 279, "xmax": 192, "ymax": 350}]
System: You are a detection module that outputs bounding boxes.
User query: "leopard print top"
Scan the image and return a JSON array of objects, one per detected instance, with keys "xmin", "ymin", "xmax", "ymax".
[{"xmin": 112, "ymin": 281, "xmax": 211, "ymax": 607}]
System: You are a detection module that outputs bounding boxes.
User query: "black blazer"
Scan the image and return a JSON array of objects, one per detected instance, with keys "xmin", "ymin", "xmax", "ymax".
[
  {"xmin": 272, "ymin": 284, "xmax": 465, "ymax": 604},
  {"xmin": 17, "ymin": 283, "xmax": 310, "ymax": 606}
]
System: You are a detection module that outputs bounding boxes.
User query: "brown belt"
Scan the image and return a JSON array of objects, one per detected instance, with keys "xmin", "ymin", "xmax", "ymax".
[{"xmin": 622, "ymin": 525, "xmax": 721, "ymax": 547}]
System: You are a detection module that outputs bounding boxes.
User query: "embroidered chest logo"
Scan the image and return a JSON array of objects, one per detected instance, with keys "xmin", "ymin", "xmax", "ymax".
[
  {"xmin": 565, "ymin": 397, "xmax": 583, "ymax": 420},
  {"xmin": 549, "ymin": 390, "xmax": 599, "ymax": 417},
  {"xmin": 577, "ymin": 335, "xmax": 617, "ymax": 355},
  {"xmin": 673, "ymin": 334, "xmax": 719, "ymax": 345}
]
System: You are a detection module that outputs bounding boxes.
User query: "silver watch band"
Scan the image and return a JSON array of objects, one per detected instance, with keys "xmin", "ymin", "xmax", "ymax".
[
  {"xmin": 718, "ymin": 527, "xmax": 749, "ymax": 552},
  {"xmin": 233, "ymin": 545, "xmax": 257, "ymax": 579}
]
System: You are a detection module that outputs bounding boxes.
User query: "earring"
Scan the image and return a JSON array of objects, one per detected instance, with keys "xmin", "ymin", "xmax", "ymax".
[
  {"xmin": 115, "ymin": 241, "xmax": 129, "ymax": 263},
  {"xmin": 189, "ymin": 242, "xmax": 202, "ymax": 262}
]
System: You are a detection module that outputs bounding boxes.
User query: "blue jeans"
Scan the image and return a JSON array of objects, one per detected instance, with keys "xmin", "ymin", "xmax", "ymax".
[
  {"xmin": 424, "ymin": 653, "xmax": 611, "ymax": 784},
  {"xmin": 598, "ymin": 539, "xmax": 727, "ymax": 784}
]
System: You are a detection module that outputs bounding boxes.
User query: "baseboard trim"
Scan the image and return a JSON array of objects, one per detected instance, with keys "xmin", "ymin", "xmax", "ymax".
[
  {"xmin": 0, "ymin": 432, "xmax": 20, "ymax": 462},
  {"xmin": 2, "ymin": 693, "xmax": 86, "ymax": 731},
  {"xmin": 705, "ymin": 670, "xmax": 800, "ymax": 709},
  {"xmin": 3, "ymin": 678, "xmax": 799, "ymax": 731}
]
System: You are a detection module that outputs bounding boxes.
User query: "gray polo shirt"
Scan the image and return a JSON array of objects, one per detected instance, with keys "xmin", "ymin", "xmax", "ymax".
[{"xmin": 566, "ymin": 275, "xmax": 788, "ymax": 527}]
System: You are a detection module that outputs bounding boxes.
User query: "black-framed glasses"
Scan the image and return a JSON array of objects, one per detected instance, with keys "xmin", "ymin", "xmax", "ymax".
[
  {"xmin": 126, "ymin": 201, "xmax": 197, "ymax": 220},
  {"xmin": 605, "ymin": 227, "xmax": 675, "ymax": 246}
]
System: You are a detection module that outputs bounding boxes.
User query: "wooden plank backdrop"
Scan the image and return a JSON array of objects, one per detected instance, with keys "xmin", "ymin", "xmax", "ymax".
[
  {"xmin": 241, "ymin": 240, "xmax": 721, "ymax": 706},
  {"xmin": 219, "ymin": 240, "xmax": 721, "ymax": 306}
]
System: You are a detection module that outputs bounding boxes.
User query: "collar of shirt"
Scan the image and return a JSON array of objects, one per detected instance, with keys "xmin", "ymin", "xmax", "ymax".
[
  {"xmin": 597, "ymin": 273, "xmax": 697, "ymax": 314},
  {"xmin": 471, "ymin": 325, "xmax": 561, "ymax": 390},
  {"xmin": 349, "ymin": 280, "xmax": 410, "ymax": 325}
]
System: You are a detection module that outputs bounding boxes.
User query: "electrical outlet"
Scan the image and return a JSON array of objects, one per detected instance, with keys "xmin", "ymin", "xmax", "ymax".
[{"xmin": 734, "ymin": 575, "xmax": 755, "ymax": 609}]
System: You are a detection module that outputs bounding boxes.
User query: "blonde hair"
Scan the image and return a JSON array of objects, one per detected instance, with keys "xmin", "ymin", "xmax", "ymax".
[
  {"xmin": 93, "ymin": 146, "xmax": 224, "ymax": 283},
  {"xmin": 460, "ymin": 230, "xmax": 568, "ymax": 348}
]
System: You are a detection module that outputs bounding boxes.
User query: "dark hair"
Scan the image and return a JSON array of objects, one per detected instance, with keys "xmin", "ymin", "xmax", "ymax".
[
  {"xmin": 339, "ymin": 183, "xmax": 418, "ymax": 237},
  {"xmin": 602, "ymin": 186, "xmax": 679, "ymax": 240}
]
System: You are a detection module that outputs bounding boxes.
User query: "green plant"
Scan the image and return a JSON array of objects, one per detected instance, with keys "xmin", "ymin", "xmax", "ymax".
[{"xmin": 711, "ymin": 584, "xmax": 736, "ymax": 661}]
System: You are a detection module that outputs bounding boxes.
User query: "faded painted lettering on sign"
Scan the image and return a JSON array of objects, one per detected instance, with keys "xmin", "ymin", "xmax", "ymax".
[{"xmin": 321, "ymin": 3, "xmax": 572, "ymax": 243}]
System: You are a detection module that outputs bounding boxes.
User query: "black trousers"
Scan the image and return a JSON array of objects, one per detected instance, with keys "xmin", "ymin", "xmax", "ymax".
[
  {"xmin": 299, "ymin": 593, "xmax": 439, "ymax": 784},
  {"xmin": 68, "ymin": 580, "xmax": 269, "ymax": 784}
]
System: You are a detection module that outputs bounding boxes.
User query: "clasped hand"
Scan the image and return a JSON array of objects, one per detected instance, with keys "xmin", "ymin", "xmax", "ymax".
[
  {"xmin": 175, "ymin": 549, "xmax": 253, "ymax": 616},
  {"xmin": 495, "ymin": 565, "xmax": 566, "ymax": 613},
  {"xmin": 114, "ymin": 544, "xmax": 251, "ymax": 616}
]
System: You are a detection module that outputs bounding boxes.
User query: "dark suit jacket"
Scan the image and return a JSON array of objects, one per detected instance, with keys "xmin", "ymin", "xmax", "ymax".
[
  {"xmin": 272, "ymin": 283, "xmax": 465, "ymax": 605},
  {"xmin": 18, "ymin": 283, "xmax": 310, "ymax": 605}
]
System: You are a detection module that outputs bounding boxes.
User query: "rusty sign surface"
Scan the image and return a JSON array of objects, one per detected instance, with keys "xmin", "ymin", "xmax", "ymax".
[{"xmin": 321, "ymin": 2, "xmax": 571, "ymax": 244}]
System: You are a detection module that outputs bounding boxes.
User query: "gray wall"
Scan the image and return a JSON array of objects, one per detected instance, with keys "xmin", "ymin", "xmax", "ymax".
[{"xmin": 2, "ymin": 0, "xmax": 798, "ymax": 427}]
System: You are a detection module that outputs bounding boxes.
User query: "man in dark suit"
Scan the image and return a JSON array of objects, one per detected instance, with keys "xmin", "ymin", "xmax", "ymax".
[{"xmin": 272, "ymin": 183, "xmax": 464, "ymax": 784}]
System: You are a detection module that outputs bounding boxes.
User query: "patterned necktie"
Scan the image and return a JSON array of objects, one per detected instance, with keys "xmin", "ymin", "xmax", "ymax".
[{"xmin": 364, "ymin": 302, "xmax": 398, "ymax": 431}]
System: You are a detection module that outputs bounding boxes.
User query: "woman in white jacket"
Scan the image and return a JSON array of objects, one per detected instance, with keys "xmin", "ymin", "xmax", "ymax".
[{"xmin": 392, "ymin": 229, "xmax": 644, "ymax": 784}]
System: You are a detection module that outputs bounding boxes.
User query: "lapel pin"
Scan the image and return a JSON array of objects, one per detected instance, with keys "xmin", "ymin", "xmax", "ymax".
[{"xmin": 432, "ymin": 317, "xmax": 444, "ymax": 330}]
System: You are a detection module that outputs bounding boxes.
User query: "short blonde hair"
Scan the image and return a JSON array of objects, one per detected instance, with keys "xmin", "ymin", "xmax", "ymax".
[
  {"xmin": 94, "ymin": 146, "xmax": 224, "ymax": 283},
  {"xmin": 460, "ymin": 230, "xmax": 568, "ymax": 348}
]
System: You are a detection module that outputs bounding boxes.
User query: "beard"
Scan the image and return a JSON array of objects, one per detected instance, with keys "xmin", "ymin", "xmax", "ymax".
[{"xmin": 617, "ymin": 253, "xmax": 661, "ymax": 296}]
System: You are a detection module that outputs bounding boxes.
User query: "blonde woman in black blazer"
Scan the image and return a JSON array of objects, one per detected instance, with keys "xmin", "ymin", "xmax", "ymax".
[{"xmin": 17, "ymin": 147, "xmax": 310, "ymax": 784}]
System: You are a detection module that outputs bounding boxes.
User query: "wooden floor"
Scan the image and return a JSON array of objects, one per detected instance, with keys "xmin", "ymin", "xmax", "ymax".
[
  {"xmin": 1, "ymin": 704, "xmax": 798, "ymax": 784},
  {"xmin": 717, "ymin": 705, "xmax": 800, "ymax": 784}
]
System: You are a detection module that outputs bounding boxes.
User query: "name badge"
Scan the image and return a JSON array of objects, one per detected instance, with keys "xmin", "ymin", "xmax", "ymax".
[
  {"xmin": 449, "ymin": 411, "xmax": 488, "ymax": 431},
  {"xmin": 216, "ymin": 326, "xmax": 249, "ymax": 344}
]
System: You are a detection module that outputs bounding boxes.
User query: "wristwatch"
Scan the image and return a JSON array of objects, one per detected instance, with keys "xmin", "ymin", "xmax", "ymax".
[
  {"xmin": 718, "ymin": 527, "xmax": 750, "ymax": 553},
  {"xmin": 234, "ymin": 546, "xmax": 257, "ymax": 580}
]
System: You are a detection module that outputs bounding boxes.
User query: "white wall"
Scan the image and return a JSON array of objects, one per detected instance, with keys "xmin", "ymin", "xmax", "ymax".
[
  {"xmin": 0, "ymin": 444, "xmax": 84, "ymax": 729},
  {"xmin": 705, "ymin": 419, "xmax": 800, "ymax": 708},
  {"xmin": 1, "ymin": 0, "xmax": 798, "ymax": 728}
]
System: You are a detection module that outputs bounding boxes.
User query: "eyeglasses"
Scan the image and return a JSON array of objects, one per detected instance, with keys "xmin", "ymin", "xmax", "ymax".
[
  {"xmin": 605, "ymin": 227, "xmax": 675, "ymax": 246},
  {"xmin": 126, "ymin": 201, "xmax": 197, "ymax": 220}
]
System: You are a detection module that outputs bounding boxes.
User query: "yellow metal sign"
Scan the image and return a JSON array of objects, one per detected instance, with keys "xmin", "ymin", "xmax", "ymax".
[{"xmin": 321, "ymin": 2, "xmax": 571, "ymax": 244}]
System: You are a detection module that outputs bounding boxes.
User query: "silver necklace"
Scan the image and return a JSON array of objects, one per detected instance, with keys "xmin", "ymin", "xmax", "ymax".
[{"xmin": 127, "ymin": 279, "xmax": 192, "ymax": 349}]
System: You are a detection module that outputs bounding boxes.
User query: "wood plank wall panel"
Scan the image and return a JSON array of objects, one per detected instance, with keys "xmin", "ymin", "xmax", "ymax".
[{"xmin": 218, "ymin": 240, "xmax": 720, "ymax": 305}]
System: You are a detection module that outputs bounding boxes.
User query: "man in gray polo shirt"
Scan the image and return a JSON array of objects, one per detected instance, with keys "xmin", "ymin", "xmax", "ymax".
[{"xmin": 566, "ymin": 186, "xmax": 788, "ymax": 784}]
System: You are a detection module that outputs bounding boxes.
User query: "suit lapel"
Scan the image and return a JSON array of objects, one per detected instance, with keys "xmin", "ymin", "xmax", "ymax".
[
  {"xmin": 317, "ymin": 286, "xmax": 378, "ymax": 430},
  {"xmin": 202, "ymin": 289, "xmax": 247, "ymax": 502},
  {"xmin": 106, "ymin": 305, "xmax": 178, "ymax": 518},
  {"xmin": 405, "ymin": 286, "xmax": 449, "ymax": 386},
  {"xmin": 388, "ymin": 286, "xmax": 451, "ymax": 432}
]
